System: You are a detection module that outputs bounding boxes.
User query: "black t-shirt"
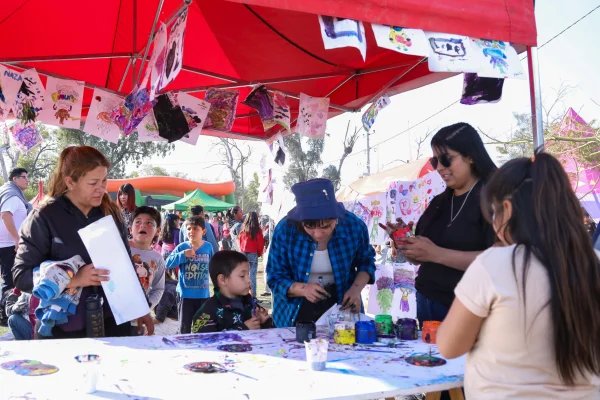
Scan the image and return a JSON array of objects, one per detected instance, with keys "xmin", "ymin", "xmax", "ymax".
[{"xmin": 415, "ymin": 182, "xmax": 496, "ymax": 307}]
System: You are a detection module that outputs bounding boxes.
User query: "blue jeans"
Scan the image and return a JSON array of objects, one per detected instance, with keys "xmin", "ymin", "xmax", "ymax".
[
  {"xmin": 416, "ymin": 292, "xmax": 450, "ymax": 329},
  {"xmin": 245, "ymin": 252, "xmax": 258, "ymax": 297},
  {"xmin": 8, "ymin": 314, "xmax": 32, "ymax": 340}
]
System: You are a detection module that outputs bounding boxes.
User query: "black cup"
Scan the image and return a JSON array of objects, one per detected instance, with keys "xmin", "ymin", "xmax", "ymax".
[{"xmin": 295, "ymin": 321, "xmax": 316, "ymax": 343}]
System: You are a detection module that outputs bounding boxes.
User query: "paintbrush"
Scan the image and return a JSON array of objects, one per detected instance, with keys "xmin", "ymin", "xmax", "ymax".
[{"xmin": 216, "ymin": 364, "xmax": 258, "ymax": 381}]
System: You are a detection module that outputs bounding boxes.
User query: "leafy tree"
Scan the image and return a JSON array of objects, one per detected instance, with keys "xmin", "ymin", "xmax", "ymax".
[
  {"xmin": 283, "ymin": 135, "xmax": 324, "ymax": 189},
  {"xmin": 243, "ymin": 172, "xmax": 260, "ymax": 213},
  {"xmin": 321, "ymin": 165, "xmax": 341, "ymax": 190}
]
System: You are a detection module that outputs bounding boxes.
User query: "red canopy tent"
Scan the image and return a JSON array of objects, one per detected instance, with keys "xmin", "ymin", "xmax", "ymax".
[{"xmin": 0, "ymin": 0, "xmax": 538, "ymax": 141}]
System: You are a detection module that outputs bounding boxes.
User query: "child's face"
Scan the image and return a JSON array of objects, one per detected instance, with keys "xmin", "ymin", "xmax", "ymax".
[
  {"xmin": 220, "ymin": 262, "xmax": 251, "ymax": 297},
  {"xmin": 187, "ymin": 224, "xmax": 206, "ymax": 241},
  {"xmin": 132, "ymin": 214, "xmax": 158, "ymax": 245}
]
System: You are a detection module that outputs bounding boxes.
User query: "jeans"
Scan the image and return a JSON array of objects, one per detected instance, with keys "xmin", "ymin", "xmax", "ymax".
[
  {"xmin": 245, "ymin": 252, "xmax": 258, "ymax": 297},
  {"xmin": 178, "ymin": 298, "xmax": 206, "ymax": 334},
  {"xmin": 416, "ymin": 292, "xmax": 450, "ymax": 329},
  {"xmin": 8, "ymin": 314, "xmax": 32, "ymax": 340}
]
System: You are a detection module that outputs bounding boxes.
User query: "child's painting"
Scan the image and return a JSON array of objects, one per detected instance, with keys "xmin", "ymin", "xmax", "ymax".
[
  {"xmin": 110, "ymin": 84, "xmax": 153, "ymax": 136},
  {"xmin": 176, "ymin": 92, "xmax": 211, "ymax": 145},
  {"xmin": 0, "ymin": 65, "xmax": 23, "ymax": 122},
  {"xmin": 83, "ymin": 88, "xmax": 123, "ymax": 144},
  {"xmin": 39, "ymin": 77, "xmax": 84, "ymax": 129},
  {"xmin": 318, "ymin": 15, "xmax": 366, "ymax": 61},
  {"xmin": 272, "ymin": 91, "xmax": 291, "ymax": 133},
  {"xmin": 296, "ymin": 93, "xmax": 329, "ymax": 139},
  {"xmin": 362, "ymin": 94, "xmax": 391, "ymax": 132},
  {"xmin": 471, "ymin": 39, "xmax": 524, "ymax": 79},
  {"xmin": 13, "ymin": 69, "xmax": 44, "ymax": 125},
  {"xmin": 367, "ymin": 263, "xmax": 416, "ymax": 320},
  {"xmin": 461, "ymin": 73, "xmax": 504, "ymax": 105},
  {"xmin": 150, "ymin": 22, "xmax": 167, "ymax": 100},
  {"xmin": 388, "ymin": 171, "xmax": 446, "ymax": 225},
  {"xmin": 424, "ymin": 32, "xmax": 481, "ymax": 73},
  {"xmin": 204, "ymin": 88, "xmax": 239, "ymax": 131},
  {"xmin": 367, "ymin": 193, "xmax": 387, "ymax": 245},
  {"xmin": 136, "ymin": 110, "xmax": 165, "ymax": 142},
  {"xmin": 372, "ymin": 25, "xmax": 429, "ymax": 56},
  {"xmin": 242, "ymin": 84, "xmax": 276, "ymax": 131},
  {"xmin": 158, "ymin": 10, "xmax": 187, "ymax": 91},
  {"xmin": 9, "ymin": 121, "xmax": 43, "ymax": 153}
]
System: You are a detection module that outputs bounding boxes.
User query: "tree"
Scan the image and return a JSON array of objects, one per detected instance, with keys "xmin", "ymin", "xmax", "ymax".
[
  {"xmin": 321, "ymin": 122, "xmax": 361, "ymax": 191},
  {"xmin": 243, "ymin": 172, "xmax": 260, "ymax": 213},
  {"xmin": 283, "ymin": 135, "xmax": 324, "ymax": 189},
  {"xmin": 126, "ymin": 165, "xmax": 188, "ymax": 179},
  {"xmin": 211, "ymin": 138, "xmax": 252, "ymax": 207}
]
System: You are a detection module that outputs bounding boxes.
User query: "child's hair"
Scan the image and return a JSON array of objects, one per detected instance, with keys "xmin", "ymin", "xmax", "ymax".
[
  {"xmin": 186, "ymin": 215, "xmax": 206, "ymax": 229},
  {"xmin": 482, "ymin": 152, "xmax": 600, "ymax": 385},
  {"xmin": 160, "ymin": 213, "xmax": 180, "ymax": 244},
  {"xmin": 240, "ymin": 211, "xmax": 260, "ymax": 239},
  {"xmin": 133, "ymin": 206, "xmax": 162, "ymax": 245},
  {"xmin": 209, "ymin": 250, "xmax": 249, "ymax": 290}
]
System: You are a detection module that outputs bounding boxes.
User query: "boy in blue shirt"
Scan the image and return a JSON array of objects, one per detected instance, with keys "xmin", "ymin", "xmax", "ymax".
[{"xmin": 166, "ymin": 216, "xmax": 214, "ymax": 334}]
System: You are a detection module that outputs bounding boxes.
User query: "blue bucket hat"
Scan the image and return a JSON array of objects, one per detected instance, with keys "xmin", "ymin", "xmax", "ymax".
[{"xmin": 287, "ymin": 179, "xmax": 346, "ymax": 221}]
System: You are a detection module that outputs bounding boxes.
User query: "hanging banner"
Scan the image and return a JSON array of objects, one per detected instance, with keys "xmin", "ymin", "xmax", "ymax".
[
  {"xmin": 13, "ymin": 69, "xmax": 45, "ymax": 124},
  {"xmin": 424, "ymin": 32, "xmax": 482, "ymax": 73},
  {"xmin": 372, "ymin": 25, "xmax": 429, "ymax": 56},
  {"xmin": 136, "ymin": 110, "xmax": 165, "ymax": 142},
  {"xmin": 318, "ymin": 16, "xmax": 366, "ymax": 61},
  {"xmin": 296, "ymin": 93, "xmax": 329, "ymax": 140},
  {"xmin": 38, "ymin": 77, "xmax": 84, "ymax": 129},
  {"xmin": 158, "ymin": 9, "xmax": 187, "ymax": 91},
  {"xmin": 0, "ymin": 65, "xmax": 23, "ymax": 121},
  {"xmin": 362, "ymin": 94, "xmax": 391, "ymax": 132},
  {"xmin": 149, "ymin": 23, "xmax": 168, "ymax": 100},
  {"xmin": 471, "ymin": 39, "xmax": 525, "ymax": 79},
  {"xmin": 83, "ymin": 88, "xmax": 123, "ymax": 144},
  {"xmin": 461, "ymin": 73, "xmax": 504, "ymax": 105},
  {"xmin": 176, "ymin": 92, "xmax": 211, "ymax": 145},
  {"xmin": 205, "ymin": 88, "xmax": 239, "ymax": 131},
  {"xmin": 9, "ymin": 121, "xmax": 43, "ymax": 153}
]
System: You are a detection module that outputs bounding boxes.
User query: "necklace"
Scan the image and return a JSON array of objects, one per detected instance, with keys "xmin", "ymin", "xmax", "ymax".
[{"xmin": 448, "ymin": 181, "xmax": 479, "ymax": 227}]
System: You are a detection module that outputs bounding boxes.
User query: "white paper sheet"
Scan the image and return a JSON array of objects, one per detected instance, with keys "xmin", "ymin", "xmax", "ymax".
[
  {"xmin": 38, "ymin": 76, "xmax": 85, "ymax": 129},
  {"xmin": 471, "ymin": 39, "xmax": 525, "ymax": 79},
  {"xmin": 83, "ymin": 88, "xmax": 122, "ymax": 143},
  {"xmin": 425, "ymin": 31, "xmax": 483, "ymax": 73},
  {"xmin": 372, "ymin": 25, "xmax": 429, "ymax": 56},
  {"xmin": 78, "ymin": 216, "xmax": 150, "ymax": 325},
  {"xmin": 0, "ymin": 65, "xmax": 23, "ymax": 121},
  {"xmin": 176, "ymin": 92, "xmax": 210, "ymax": 145},
  {"xmin": 318, "ymin": 15, "xmax": 366, "ymax": 61}
]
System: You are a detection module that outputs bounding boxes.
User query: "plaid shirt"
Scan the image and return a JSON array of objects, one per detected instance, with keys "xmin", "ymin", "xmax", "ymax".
[{"xmin": 266, "ymin": 211, "xmax": 376, "ymax": 328}]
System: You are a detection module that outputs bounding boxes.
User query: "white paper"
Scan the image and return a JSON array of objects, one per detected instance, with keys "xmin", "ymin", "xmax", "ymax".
[
  {"xmin": 0, "ymin": 65, "xmax": 23, "ymax": 121},
  {"xmin": 83, "ymin": 88, "xmax": 122, "ymax": 143},
  {"xmin": 13, "ymin": 68, "xmax": 45, "ymax": 123},
  {"xmin": 316, "ymin": 303, "xmax": 373, "ymax": 326},
  {"xmin": 424, "ymin": 32, "xmax": 483, "ymax": 73},
  {"xmin": 367, "ymin": 263, "xmax": 416, "ymax": 320},
  {"xmin": 318, "ymin": 15, "xmax": 366, "ymax": 61},
  {"xmin": 158, "ymin": 10, "xmax": 187, "ymax": 91},
  {"xmin": 388, "ymin": 171, "xmax": 446, "ymax": 224},
  {"xmin": 136, "ymin": 110, "xmax": 165, "ymax": 142},
  {"xmin": 149, "ymin": 23, "xmax": 167, "ymax": 100},
  {"xmin": 39, "ymin": 77, "xmax": 85, "ymax": 129},
  {"xmin": 372, "ymin": 25, "xmax": 429, "ymax": 56},
  {"xmin": 471, "ymin": 39, "xmax": 525, "ymax": 79},
  {"xmin": 176, "ymin": 92, "xmax": 210, "ymax": 145},
  {"xmin": 78, "ymin": 216, "xmax": 150, "ymax": 325}
]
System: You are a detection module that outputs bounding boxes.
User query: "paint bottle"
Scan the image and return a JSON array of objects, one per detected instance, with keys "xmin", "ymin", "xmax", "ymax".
[
  {"xmin": 422, "ymin": 321, "xmax": 441, "ymax": 344},
  {"xmin": 355, "ymin": 321, "xmax": 377, "ymax": 344},
  {"xmin": 396, "ymin": 318, "xmax": 418, "ymax": 340},
  {"xmin": 375, "ymin": 314, "xmax": 394, "ymax": 336},
  {"xmin": 334, "ymin": 321, "xmax": 356, "ymax": 345},
  {"xmin": 296, "ymin": 321, "xmax": 317, "ymax": 343}
]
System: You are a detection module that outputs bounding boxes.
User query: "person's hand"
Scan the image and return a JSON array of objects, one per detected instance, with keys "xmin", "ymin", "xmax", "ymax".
[
  {"xmin": 399, "ymin": 236, "xmax": 439, "ymax": 263},
  {"xmin": 67, "ymin": 264, "xmax": 110, "ymax": 288},
  {"xmin": 255, "ymin": 306, "xmax": 270, "ymax": 324},
  {"xmin": 184, "ymin": 249, "xmax": 195, "ymax": 258},
  {"xmin": 303, "ymin": 283, "xmax": 331, "ymax": 303},
  {"xmin": 244, "ymin": 316, "xmax": 261, "ymax": 330},
  {"xmin": 137, "ymin": 313, "xmax": 154, "ymax": 336},
  {"xmin": 340, "ymin": 285, "xmax": 362, "ymax": 313}
]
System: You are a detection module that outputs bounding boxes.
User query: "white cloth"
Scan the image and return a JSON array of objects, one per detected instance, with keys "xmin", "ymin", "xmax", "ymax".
[
  {"xmin": 307, "ymin": 249, "xmax": 335, "ymax": 285},
  {"xmin": 0, "ymin": 196, "xmax": 27, "ymax": 248}
]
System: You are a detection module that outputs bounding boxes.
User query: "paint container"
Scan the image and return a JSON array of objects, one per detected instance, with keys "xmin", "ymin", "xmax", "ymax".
[
  {"xmin": 375, "ymin": 314, "xmax": 394, "ymax": 336},
  {"xmin": 396, "ymin": 318, "xmax": 418, "ymax": 340},
  {"xmin": 422, "ymin": 321, "xmax": 442, "ymax": 344},
  {"xmin": 334, "ymin": 321, "xmax": 356, "ymax": 345},
  {"xmin": 377, "ymin": 334, "xmax": 396, "ymax": 344},
  {"xmin": 74, "ymin": 354, "xmax": 102, "ymax": 394},
  {"xmin": 355, "ymin": 321, "xmax": 377, "ymax": 344},
  {"xmin": 305, "ymin": 338, "xmax": 328, "ymax": 371},
  {"xmin": 296, "ymin": 321, "xmax": 317, "ymax": 343}
]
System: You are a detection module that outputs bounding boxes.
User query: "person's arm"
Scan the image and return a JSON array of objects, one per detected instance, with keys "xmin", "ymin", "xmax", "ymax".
[
  {"xmin": 1, "ymin": 212, "xmax": 19, "ymax": 246},
  {"xmin": 4, "ymin": 290, "xmax": 20, "ymax": 317},
  {"xmin": 13, "ymin": 210, "xmax": 51, "ymax": 293},
  {"xmin": 205, "ymin": 224, "xmax": 218, "ymax": 253},
  {"xmin": 266, "ymin": 222, "xmax": 297, "ymax": 300},
  {"xmin": 154, "ymin": 283, "xmax": 176, "ymax": 323},
  {"xmin": 165, "ymin": 244, "xmax": 189, "ymax": 269},
  {"xmin": 148, "ymin": 260, "xmax": 166, "ymax": 308}
]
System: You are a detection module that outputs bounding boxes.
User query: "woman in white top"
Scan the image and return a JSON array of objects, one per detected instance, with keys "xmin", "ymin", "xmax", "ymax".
[{"xmin": 437, "ymin": 153, "xmax": 600, "ymax": 399}]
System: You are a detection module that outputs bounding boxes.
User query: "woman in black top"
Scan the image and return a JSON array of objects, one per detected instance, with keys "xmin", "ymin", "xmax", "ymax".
[{"xmin": 400, "ymin": 123, "xmax": 497, "ymax": 325}]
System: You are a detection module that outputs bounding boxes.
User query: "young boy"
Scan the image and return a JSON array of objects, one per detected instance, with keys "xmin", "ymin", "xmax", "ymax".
[
  {"xmin": 190, "ymin": 250, "xmax": 273, "ymax": 333},
  {"xmin": 166, "ymin": 216, "xmax": 214, "ymax": 334}
]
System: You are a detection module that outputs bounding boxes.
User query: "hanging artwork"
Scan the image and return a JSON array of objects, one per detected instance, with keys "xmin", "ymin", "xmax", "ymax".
[
  {"xmin": 136, "ymin": 110, "xmax": 165, "ymax": 142},
  {"xmin": 461, "ymin": 73, "xmax": 504, "ymax": 105},
  {"xmin": 318, "ymin": 16, "xmax": 367, "ymax": 61},
  {"xmin": 153, "ymin": 92, "xmax": 190, "ymax": 143},
  {"xmin": 176, "ymin": 92, "xmax": 211, "ymax": 145},
  {"xmin": 272, "ymin": 91, "xmax": 291, "ymax": 133},
  {"xmin": 296, "ymin": 93, "xmax": 329, "ymax": 139},
  {"xmin": 424, "ymin": 32, "xmax": 482, "ymax": 73},
  {"xmin": 388, "ymin": 171, "xmax": 446, "ymax": 225},
  {"xmin": 471, "ymin": 39, "xmax": 524, "ymax": 79},
  {"xmin": 366, "ymin": 193, "xmax": 387, "ymax": 245},
  {"xmin": 350, "ymin": 200, "xmax": 372, "ymax": 228},
  {"xmin": 362, "ymin": 94, "xmax": 391, "ymax": 132},
  {"xmin": 149, "ymin": 23, "xmax": 168, "ymax": 100},
  {"xmin": 83, "ymin": 88, "xmax": 123, "ymax": 144},
  {"xmin": 158, "ymin": 10, "xmax": 188, "ymax": 91},
  {"xmin": 242, "ymin": 85, "xmax": 276, "ymax": 130},
  {"xmin": 110, "ymin": 84, "xmax": 153, "ymax": 136},
  {"xmin": 38, "ymin": 77, "xmax": 84, "ymax": 129},
  {"xmin": 13, "ymin": 69, "xmax": 45, "ymax": 124},
  {"xmin": 367, "ymin": 263, "xmax": 416, "ymax": 320},
  {"xmin": 204, "ymin": 88, "xmax": 238, "ymax": 131},
  {"xmin": 9, "ymin": 121, "xmax": 43, "ymax": 153},
  {"xmin": 0, "ymin": 65, "xmax": 23, "ymax": 122},
  {"xmin": 371, "ymin": 25, "xmax": 429, "ymax": 56},
  {"xmin": 0, "ymin": 122, "xmax": 10, "ymax": 150}
]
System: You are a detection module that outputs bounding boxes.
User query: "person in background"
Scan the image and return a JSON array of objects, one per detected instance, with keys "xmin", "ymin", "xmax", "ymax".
[
  {"xmin": 399, "ymin": 123, "xmax": 497, "ymax": 327},
  {"xmin": 437, "ymin": 153, "xmax": 600, "ymax": 398},
  {"xmin": 237, "ymin": 212, "xmax": 265, "ymax": 298},
  {"xmin": 159, "ymin": 214, "xmax": 181, "ymax": 261},
  {"xmin": 211, "ymin": 215, "xmax": 221, "ymax": 242},
  {"xmin": 5, "ymin": 288, "xmax": 36, "ymax": 340},
  {"xmin": 0, "ymin": 168, "xmax": 31, "ymax": 327},
  {"xmin": 583, "ymin": 213, "xmax": 596, "ymax": 239},
  {"xmin": 221, "ymin": 221, "xmax": 232, "ymax": 250},
  {"xmin": 117, "ymin": 183, "xmax": 136, "ymax": 239},
  {"xmin": 226, "ymin": 206, "xmax": 244, "ymax": 251},
  {"xmin": 179, "ymin": 205, "xmax": 218, "ymax": 253},
  {"xmin": 152, "ymin": 269, "xmax": 179, "ymax": 336}
]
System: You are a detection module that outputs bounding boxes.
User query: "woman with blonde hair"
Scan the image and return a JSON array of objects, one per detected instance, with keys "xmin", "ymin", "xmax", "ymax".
[{"xmin": 12, "ymin": 146, "xmax": 153, "ymax": 339}]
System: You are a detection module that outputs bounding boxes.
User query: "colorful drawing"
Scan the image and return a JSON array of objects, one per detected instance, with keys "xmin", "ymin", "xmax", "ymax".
[
  {"xmin": 39, "ymin": 77, "xmax": 85, "ymax": 129},
  {"xmin": 0, "ymin": 65, "xmax": 23, "ymax": 122},
  {"xmin": 158, "ymin": 10, "xmax": 187, "ymax": 91},
  {"xmin": 296, "ymin": 93, "xmax": 329, "ymax": 139},
  {"xmin": 394, "ymin": 267, "xmax": 415, "ymax": 313},
  {"xmin": 375, "ymin": 275, "xmax": 394, "ymax": 314},
  {"xmin": 369, "ymin": 199, "xmax": 384, "ymax": 242},
  {"xmin": 272, "ymin": 91, "xmax": 291, "ymax": 132},
  {"xmin": 389, "ymin": 172, "xmax": 446, "ymax": 225},
  {"xmin": 1, "ymin": 359, "xmax": 58, "ymax": 376},
  {"xmin": 83, "ymin": 88, "xmax": 123, "ymax": 143},
  {"xmin": 319, "ymin": 16, "xmax": 367, "ymax": 61},
  {"xmin": 13, "ymin": 69, "xmax": 44, "ymax": 124},
  {"xmin": 171, "ymin": 332, "xmax": 246, "ymax": 347},
  {"xmin": 110, "ymin": 84, "xmax": 154, "ymax": 136},
  {"xmin": 371, "ymin": 25, "xmax": 429, "ymax": 56},
  {"xmin": 176, "ymin": 92, "xmax": 211, "ymax": 145},
  {"xmin": 461, "ymin": 73, "xmax": 504, "ymax": 105},
  {"xmin": 136, "ymin": 110, "xmax": 164, "ymax": 142},
  {"xmin": 149, "ymin": 22, "xmax": 168, "ymax": 100},
  {"xmin": 425, "ymin": 32, "xmax": 482, "ymax": 73},
  {"xmin": 471, "ymin": 39, "xmax": 524, "ymax": 79},
  {"xmin": 9, "ymin": 121, "xmax": 43, "ymax": 152},
  {"xmin": 362, "ymin": 94, "xmax": 391, "ymax": 131},
  {"xmin": 205, "ymin": 88, "xmax": 239, "ymax": 131}
]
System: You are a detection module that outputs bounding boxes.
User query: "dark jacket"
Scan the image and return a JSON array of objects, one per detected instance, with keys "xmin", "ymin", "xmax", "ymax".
[{"xmin": 190, "ymin": 292, "xmax": 274, "ymax": 333}]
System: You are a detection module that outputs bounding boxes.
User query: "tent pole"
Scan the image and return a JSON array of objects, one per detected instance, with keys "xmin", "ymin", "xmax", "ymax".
[
  {"xmin": 527, "ymin": 46, "xmax": 544, "ymax": 150},
  {"xmin": 119, "ymin": 58, "xmax": 133, "ymax": 91},
  {"xmin": 131, "ymin": 0, "xmax": 138, "ymax": 87},
  {"xmin": 136, "ymin": 0, "xmax": 165, "ymax": 83},
  {"xmin": 0, "ymin": 53, "xmax": 132, "ymax": 63}
]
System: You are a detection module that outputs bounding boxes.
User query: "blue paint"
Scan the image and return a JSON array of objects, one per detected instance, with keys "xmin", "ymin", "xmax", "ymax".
[{"xmin": 355, "ymin": 321, "xmax": 377, "ymax": 344}]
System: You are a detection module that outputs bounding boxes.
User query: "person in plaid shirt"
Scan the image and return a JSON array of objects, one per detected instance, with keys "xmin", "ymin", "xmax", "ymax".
[{"xmin": 267, "ymin": 178, "xmax": 376, "ymax": 328}]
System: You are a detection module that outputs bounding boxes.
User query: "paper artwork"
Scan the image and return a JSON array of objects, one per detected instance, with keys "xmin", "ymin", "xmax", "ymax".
[
  {"xmin": 318, "ymin": 16, "xmax": 366, "ymax": 61},
  {"xmin": 388, "ymin": 171, "xmax": 446, "ymax": 225},
  {"xmin": 9, "ymin": 121, "xmax": 43, "ymax": 153},
  {"xmin": 149, "ymin": 23, "xmax": 168, "ymax": 100},
  {"xmin": 371, "ymin": 25, "xmax": 429, "ymax": 56},
  {"xmin": 158, "ymin": 10, "xmax": 187, "ymax": 91},
  {"xmin": 136, "ymin": 110, "xmax": 165, "ymax": 142},
  {"xmin": 204, "ymin": 88, "xmax": 239, "ymax": 131},
  {"xmin": 367, "ymin": 263, "xmax": 416, "ymax": 320},
  {"xmin": 0, "ymin": 65, "xmax": 23, "ymax": 121},
  {"xmin": 0, "ymin": 122, "xmax": 10, "ymax": 150},
  {"xmin": 461, "ymin": 73, "xmax": 504, "ymax": 105},
  {"xmin": 78, "ymin": 216, "xmax": 150, "ymax": 325},
  {"xmin": 424, "ymin": 32, "xmax": 482, "ymax": 73},
  {"xmin": 242, "ymin": 85, "xmax": 291, "ymax": 133},
  {"xmin": 296, "ymin": 93, "xmax": 329, "ymax": 139},
  {"xmin": 362, "ymin": 94, "xmax": 391, "ymax": 132},
  {"xmin": 153, "ymin": 92, "xmax": 190, "ymax": 143},
  {"xmin": 471, "ymin": 39, "xmax": 524, "ymax": 79},
  {"xmin": 176, "ymin": 92, "xmax": 211, "ymax": 145},
  {"xmin": 110, "ymin": 84, "xmax": 153, "ymax": 136},
  {"xmin": 38, "ymin": 77, "xmax": 84, "ymax": 129},
  {"xmin": 83, "ymin": 88, "xmax": 123, "ymax": 144},
  {"xmin": 367, "ymin": 193, "xmax": 387, "ymax": 245},
  {"xmin": 13, "ymin": 69, "xmax": 45, "ymax": 124}
]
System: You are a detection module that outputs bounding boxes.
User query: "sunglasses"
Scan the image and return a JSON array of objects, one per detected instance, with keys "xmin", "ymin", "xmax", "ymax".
[{"xmin": 430, "ymin": 154, "xmax": 457, "ymax": 169}]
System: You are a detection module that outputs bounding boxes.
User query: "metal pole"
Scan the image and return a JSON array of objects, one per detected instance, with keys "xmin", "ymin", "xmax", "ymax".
[
  {"xmin": 527, "ymin": 46, "xmax": 544, "ymax": 150},
  {"xmin": 136, "ymin": 0, "xmax": 165, "ymax": 83}
]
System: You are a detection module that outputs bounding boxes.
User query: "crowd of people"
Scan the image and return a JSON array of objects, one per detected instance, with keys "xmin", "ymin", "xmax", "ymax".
[{"xmin": 1, "ymin": 121, "xmax": 600, "ymax": 398}]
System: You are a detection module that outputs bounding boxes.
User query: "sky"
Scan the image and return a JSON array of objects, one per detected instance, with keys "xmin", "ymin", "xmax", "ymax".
[{"xmin": 128, "ymin": 0, "xmax": 600, "ymax": 188}]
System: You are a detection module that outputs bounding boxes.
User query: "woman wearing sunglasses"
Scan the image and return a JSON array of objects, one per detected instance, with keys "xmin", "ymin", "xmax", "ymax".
[{"xmin": 400, "ymin": 122, "xmax": 497, "ymax": 326}]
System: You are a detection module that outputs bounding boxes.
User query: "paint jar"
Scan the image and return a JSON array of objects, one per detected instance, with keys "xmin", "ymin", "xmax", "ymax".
[
  {"xmin": 334, "ymin": 321, "xmax": 356, "ymax": 345},
  {"xmin": 375, "ymin": 314, "xmax": 394, "ymax": 336},
  {"xmin": 74, "ymin": 354, "xmax": 102, "ymax": 394},
  {"xmin": 396, "ymin": 318, "xmax": 418, "ymax": 340},
  {"xmin": 305, "ymin": 338, "xmax": 328, "ymax": 371},
  {"xmin": 355, "ymin": 321, "xmax": 377, "ymax": 344},
  {"xmin": 296, "ymin": 321, "xmax": 316, "ymax": 343},
  {"xmin": 422, "ymin": 321, "xmax": 442, "ymax": 344},
  {"xmin": 377, "ymin": 334, "xmax": 396, "ymax": 344}
]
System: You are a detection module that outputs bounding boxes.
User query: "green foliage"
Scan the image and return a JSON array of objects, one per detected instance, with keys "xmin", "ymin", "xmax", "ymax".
[
  {"xmin": 321, "ymin": 165, "xmax": 341, "ymax": 191},
  {"xmin": 282, "ymin": 135, "xmax": 324, "ymax": 189},
  {"xmin": 376, "ymin": 288, "xmax": 394, "ymax": 314},
  {"xmin": 243, "ymin": 172, "xmax": 260, "ymax": 213}
]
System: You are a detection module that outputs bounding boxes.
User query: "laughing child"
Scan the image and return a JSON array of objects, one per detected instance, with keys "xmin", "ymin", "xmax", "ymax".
[
  {"xmin": 190, "ymin": 250, "xmax": 273, "ymax": 333},
  {"xmin": 166, "ymin": 216, "xmax": 214, "ymax": 334}
]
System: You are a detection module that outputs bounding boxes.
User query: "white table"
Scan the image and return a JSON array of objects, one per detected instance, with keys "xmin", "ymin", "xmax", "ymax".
[{"xmin": 0, "ymin": 327, "xmax": 464, "ymax": 400}]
